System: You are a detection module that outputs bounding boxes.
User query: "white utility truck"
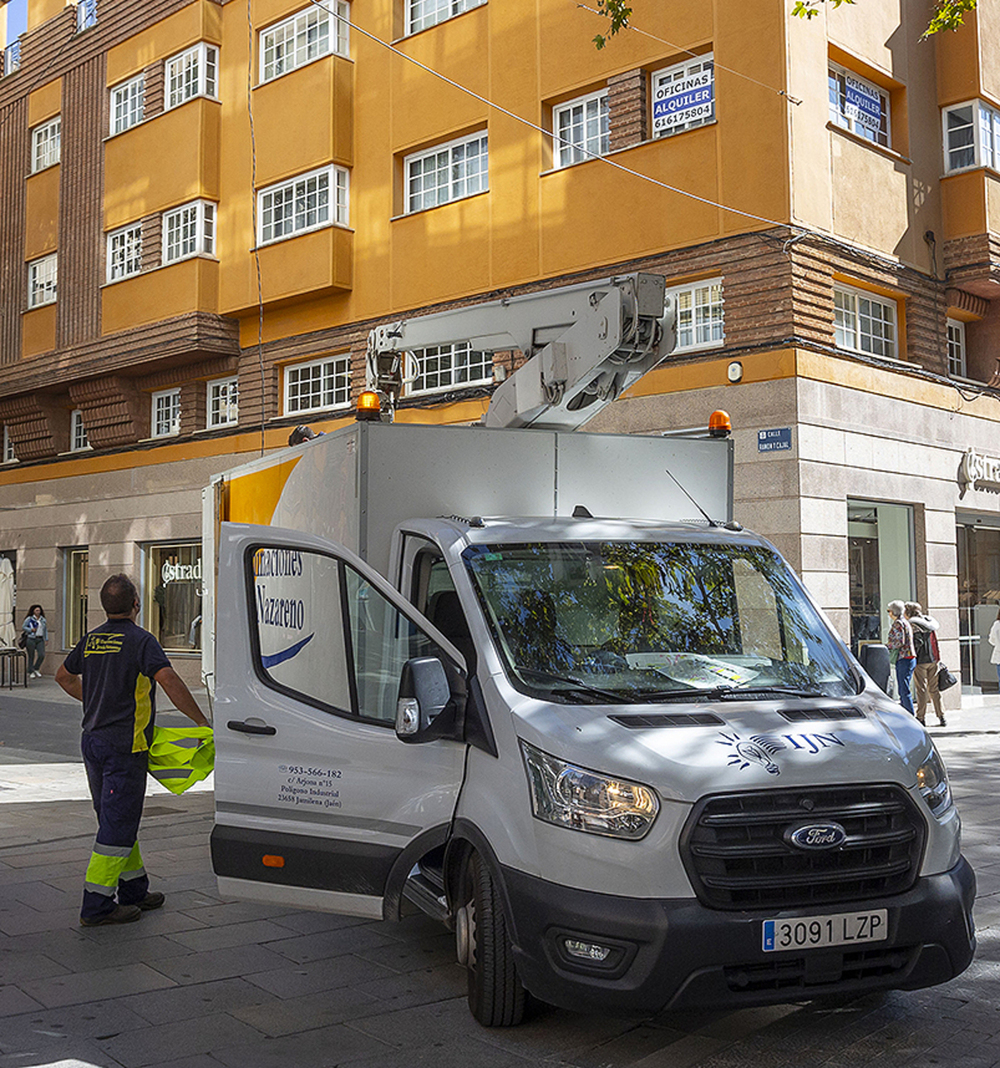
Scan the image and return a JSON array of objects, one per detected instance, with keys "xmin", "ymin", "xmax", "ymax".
[{"xmin": 205, "ymin": 273, "xmax": 975, "ymax": 1027}]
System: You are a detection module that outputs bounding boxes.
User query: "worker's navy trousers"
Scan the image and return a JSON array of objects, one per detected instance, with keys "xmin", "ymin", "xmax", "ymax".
[{"xmin": 81, "ymin": 732, "xmax": 150, "ymax": 920}]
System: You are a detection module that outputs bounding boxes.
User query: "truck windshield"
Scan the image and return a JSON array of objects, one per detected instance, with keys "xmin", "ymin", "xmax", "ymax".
[{"xmin": 463, "ymin": 541, "xmax": 859, "ymax": 702}]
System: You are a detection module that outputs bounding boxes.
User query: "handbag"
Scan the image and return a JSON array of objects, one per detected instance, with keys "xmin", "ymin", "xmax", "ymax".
[
  {"xmin": 937, "ymin": 663, "xmax": 958, "ymax": 691},
  {"xmin": 17, "ymin": 632, "xmax": 26, "ymax": 649}
]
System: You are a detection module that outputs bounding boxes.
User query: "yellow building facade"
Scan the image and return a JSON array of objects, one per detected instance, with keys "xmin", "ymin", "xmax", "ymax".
[{"xmin": 1, "ymin": 0, "xmax": 999, "ymax": 693}]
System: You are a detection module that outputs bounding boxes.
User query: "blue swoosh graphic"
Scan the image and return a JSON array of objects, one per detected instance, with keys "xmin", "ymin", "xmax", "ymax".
[{"xmin": 262, "ymin": 633, "xmax": 315, "ymax": 669}]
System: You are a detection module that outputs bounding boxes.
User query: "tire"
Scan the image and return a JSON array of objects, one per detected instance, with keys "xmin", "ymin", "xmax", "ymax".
[{"xmin": 463, "ymin": 851, "xmax": 526, "ymax": 1027}]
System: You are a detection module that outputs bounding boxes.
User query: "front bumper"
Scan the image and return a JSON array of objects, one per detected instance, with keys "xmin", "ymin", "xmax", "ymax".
[{"xmin": 503, "ymin": 856, "xmax": 976, "ymax": 1016}]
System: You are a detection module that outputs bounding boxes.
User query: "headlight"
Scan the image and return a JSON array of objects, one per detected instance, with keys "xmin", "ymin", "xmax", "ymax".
[
  {"xmin": 916, "ymin": 746, "xmax": 953, "ymax": 816},
  {"xmin": 520, "ymin": 741, "xmax": 659, "ymax": 840}
]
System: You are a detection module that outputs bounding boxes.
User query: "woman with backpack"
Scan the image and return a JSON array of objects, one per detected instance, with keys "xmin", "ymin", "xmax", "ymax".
[
  {"xmin": 886, "ymin": 600, "xmax": 917, "ymax": 715},
  {"xmin": 21, "ymin": 604, "xmax": 48, "ymax": 678},
  {"xmin": 905, "ymin": 602, "xmax": 945, "ymax": 727}
]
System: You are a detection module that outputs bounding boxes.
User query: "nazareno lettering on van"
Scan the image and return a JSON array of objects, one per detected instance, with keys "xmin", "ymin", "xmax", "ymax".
[
  {"xmin": 255, "ymin": 584, "xmax": 306, "ymax": 630},
  {"xmin": 252, "ymin": 548, "xmax": 304, "ymax": 577}
]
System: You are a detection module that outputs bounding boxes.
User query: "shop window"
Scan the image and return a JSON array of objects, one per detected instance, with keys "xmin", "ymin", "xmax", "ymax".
[
  {"xmin": 110, "ymin": 74, "xmax": 145, "ymax": 135},
  {"xmin": 2, "ymin": 426, "xmax": 16, "ymax": 464},
  {"xmin": 207, "ymin": 376, "xmax": 238, "ymax": 427},
  {"xmin": 284, "ymin": 355, "xmax": 351, "ymax": 415},
  {"xmin": 406, "ymin": 342, "xmax": 491, "ymax": 395},
  {"xmin": 258, "ymin": 165, "xmax": 349, "ymax": 245},
  {"xmin": 146, "ymin": 542, "xmax": 203, "ymax": 652},
  {"xmin": 65, "ymin": 547, "xmax": 88, "ymax": 647},
  {"xmin": 947, "ymin": 319, "xmax": 967, "ymax": 378},
  {"xmin": 407, "ymin": 0, "xmax": 485, "ymax": 36},
  {"xmin": 70, "ymin": 409, "xmax": 90, "ymax": 452},
  {"xmin": 165, "ymin": 43, "xmax": 218, "ymax": 110},
  {"xmin": 405, "ymin": 131, "xmax": 488, "ymax": 213},
  {"xmin": 260, "ymin": 2, "xmax": 349, "ymax": 82},
  {"xmin": 152, "ymin": 388, "xmax": 181, "ymax": 438},
  {"xmin": 31, "ymin": 116, "xmax": 61, "ymax": 172},
  {"xmin": 651, "ymin": 55, "xmax": 714, "ymax": 139},
  {"xmin": 163, "ymin": 200, "xmax": 216, "ymax": 263},
  {"xmin": 669, "ymin": 278, "xmax": 723, "ymax": 351},
  {"xmin": 834, "ymin": 285, "xmax": 897, "ymax": 359},
  {"xmin": 107, "ymin": 223, "xmax": 142, "ymax": 282},
  {"xmin": 27, "ymin": 254, "xmax": 57, "ymax": 309},
  {"xmin": 828, "ymin": 65, "xmax": 890, "ymax": 148},
  {"xmin": 942, "ymin": 100, "xmax": 1000, "ymax": 172},
  {"xmin": 553, "ymin": 90, "xmax": 609, "ymax": 168},
  {"xmin": 957, "ymin": 517, "xmax": 1000, "ymax": 691},
  {"xmin": 848, "ymin": 501, "xmax": 915, "ymax": 655}
]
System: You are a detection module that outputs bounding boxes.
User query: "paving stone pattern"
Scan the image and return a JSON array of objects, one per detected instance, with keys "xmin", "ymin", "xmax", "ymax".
[{"xmin": 0, "ymin": 733, "xmax": 998, "ymax": 1067}]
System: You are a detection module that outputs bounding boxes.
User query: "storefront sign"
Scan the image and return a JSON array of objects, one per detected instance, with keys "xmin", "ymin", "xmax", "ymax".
[
  {"xmin": 162, "ymin": 558, "xmax": 203, "ymax": 584},
  {"xmin": 652, "ymin": 69, "xmax": 714, "ymax": 134},
  {"xmin": 758, "ymin": 428, "xmax": 792, "ymax": 453},
  {"xmin": 844, "ymin": 75, "xmax": 883, "ymax": 133},
  {"xmin": 960, "ymin": 448, "xmax": 1000, "ymax": 491}
]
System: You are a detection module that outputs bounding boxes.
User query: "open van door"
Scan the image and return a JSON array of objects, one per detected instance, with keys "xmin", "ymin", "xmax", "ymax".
[{"xmin": 211, "ymin": 522, "xmax": 469, "ymax": 920}]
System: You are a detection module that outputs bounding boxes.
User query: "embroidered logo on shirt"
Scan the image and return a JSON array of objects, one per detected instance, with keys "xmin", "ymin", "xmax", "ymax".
[{"xmin": 83, "ymin": 633, "xmax": 125, "ymax": 657}]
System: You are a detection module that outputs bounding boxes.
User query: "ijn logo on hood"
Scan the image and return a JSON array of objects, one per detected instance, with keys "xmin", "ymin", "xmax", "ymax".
[
  {"xmin": 785, "ymin": 822, "xmax": 848, "ymax": 851},
  {"xmin": 718, "ymin": 731, "xmax": 845, "ymax": 775}
]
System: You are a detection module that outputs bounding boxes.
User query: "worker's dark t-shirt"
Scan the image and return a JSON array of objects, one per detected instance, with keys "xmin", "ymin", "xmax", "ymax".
[{"xmin": 64, "ymin": 619, "xmax": 171, "ymax": 754}]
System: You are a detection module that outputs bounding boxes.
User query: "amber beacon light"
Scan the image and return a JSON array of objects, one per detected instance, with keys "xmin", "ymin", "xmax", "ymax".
[
  {"xmin": 708, "ymin": 410, "xmax": 732, "ymax": 438},
  {"xmin": 355, "ymin": 390, "xmax": 382, "ymax": 422}
]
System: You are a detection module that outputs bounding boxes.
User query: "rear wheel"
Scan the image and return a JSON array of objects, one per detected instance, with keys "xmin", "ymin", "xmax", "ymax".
[{"xmin": 456, "ymin": 851, "xmax": 526, "ymax": 1027}]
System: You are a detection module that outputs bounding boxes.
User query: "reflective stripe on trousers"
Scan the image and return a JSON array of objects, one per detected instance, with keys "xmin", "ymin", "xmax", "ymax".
[{"xmin": 84, "ymin": 841, "xmax": 146, "ymax": 897}]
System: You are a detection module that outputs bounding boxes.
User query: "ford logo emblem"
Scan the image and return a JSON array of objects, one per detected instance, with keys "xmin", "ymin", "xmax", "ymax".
[{"xmin": 785, "ymin": 822, "xmax": 847, "ymax": 851}]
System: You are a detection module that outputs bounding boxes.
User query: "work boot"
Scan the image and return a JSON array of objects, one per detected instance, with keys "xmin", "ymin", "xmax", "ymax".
[
  {"xmin": 80, "ymin": 904, "xmax": 141, "ymax": 926},
  {"xmin": 136, "ymin": 891, "xmax": 165, "ymax": 911}
]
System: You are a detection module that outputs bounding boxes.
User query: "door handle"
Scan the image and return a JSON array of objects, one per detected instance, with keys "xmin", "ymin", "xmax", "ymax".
[{"xmin": 227, "ymin": 720, "xmax": 277, "ymax": 736}]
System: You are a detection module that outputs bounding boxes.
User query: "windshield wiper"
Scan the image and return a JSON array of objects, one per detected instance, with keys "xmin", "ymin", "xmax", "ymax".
[
  {"xmin": 518, "ymin": 668, "xmax": 632, "ymax": 704},
  {"xmin": 640, "ymin": 684, "xmax": 825, "ymax": 703}
]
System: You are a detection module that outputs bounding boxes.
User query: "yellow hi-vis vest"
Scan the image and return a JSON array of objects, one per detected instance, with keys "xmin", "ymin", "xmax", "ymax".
[{"xmin": 148, "ymin": 726, "xmax": 215, "ymax": 794}]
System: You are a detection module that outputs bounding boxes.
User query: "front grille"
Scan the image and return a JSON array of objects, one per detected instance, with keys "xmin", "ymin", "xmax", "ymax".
[
  {"xmin": 681, "ymin": 784, "xmax": 926, "ymax": 910},
  {"xmin": 724, "ymin": 944, "xmax": 919, "ymax": 995}
]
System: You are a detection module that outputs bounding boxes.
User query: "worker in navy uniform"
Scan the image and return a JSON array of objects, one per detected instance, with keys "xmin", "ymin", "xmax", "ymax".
[{"xmin": 56, "ymin": 574, "xmax": 210, "ymax": 926}]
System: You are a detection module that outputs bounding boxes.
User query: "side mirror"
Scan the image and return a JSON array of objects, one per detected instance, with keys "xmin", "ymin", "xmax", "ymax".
[{"xmin": 396, "ymin": 657, "xmax": 461, "ymax": 741}]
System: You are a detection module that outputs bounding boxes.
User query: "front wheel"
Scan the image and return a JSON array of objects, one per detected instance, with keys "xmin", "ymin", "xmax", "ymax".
[{"xmin": 456, "ymin": 851, "xmax": 526, "ymax": 1027}]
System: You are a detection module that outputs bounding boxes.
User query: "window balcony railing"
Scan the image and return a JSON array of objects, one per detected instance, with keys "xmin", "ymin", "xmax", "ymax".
[
  {"xmin": 77, "ymin": 0, "xmax": 98, "ymax": 33},
  {"xmin": 2, "ymin": 40, "xmax": 22, "ymax": 77}
]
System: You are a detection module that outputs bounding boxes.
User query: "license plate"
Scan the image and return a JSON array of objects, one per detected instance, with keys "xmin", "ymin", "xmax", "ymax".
[{"xmin": 762, "ymin": 909, "xmax": 888, "ymax": 952}]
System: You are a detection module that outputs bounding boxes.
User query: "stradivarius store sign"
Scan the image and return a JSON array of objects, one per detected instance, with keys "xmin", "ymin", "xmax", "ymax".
[{"xmin": 960, "ymin": 448, "xmax": 1000, "ymax": 492}]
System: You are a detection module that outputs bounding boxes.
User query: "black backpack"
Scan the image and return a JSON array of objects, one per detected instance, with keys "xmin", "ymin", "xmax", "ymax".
[{"xmin": 912, "ymin": 626, "xmax": 933, "ymax": 664}]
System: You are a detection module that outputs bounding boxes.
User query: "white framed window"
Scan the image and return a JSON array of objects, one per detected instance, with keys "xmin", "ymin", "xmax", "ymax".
[
  {"xmin": 152, "ymin": 388, "xmax": 181, "ymax": 438},
  {"xmin": 406, "ymin": 342, "xmax": 492, "ymax": 395},
  {"xmin": 828, "ymin": 65, "xmax": 890, "ymax": 148},
  {"xmin": 258, "ymin": 165, "xmax": 348, "ymax": 244},
  {"xmin": 31, "ymin": 116, "xmax": 61, "ymax": 172},
  {"xmin": 942, "ymin": 100, "xmax": 1000, "ymax": 173},
  {"xmin": 284, "ymin": 355, "xmax": 351, "ymax": 415},
  {"xmin": 110, "ymin": 75, "xmax": 144, "ymax": 135},
  {"xmin": 652, "ymin": 55, "xmax": 715, "ymax": 138},
  {"xmin": 165, "ymin": 43, "xmax": 218, "ymax": 110},
  {"xmin": 77, "ymin": 0, "xmax": 98, "ymax": 32},
  {"xmin": 260, "ymin": 2, "xmax": 349, "ymax": 82},
  {"xmin": 207, "ymin": 376, "xmax": 239, "ymax": 427},
  {"xmin": 669, "ymin": 279, "xmax": 724, "ymax": 351},
  {"xmin": 163, "ymin": 200, "xmax": 216, "ymax": 264},
  {"xmin": 106, "ymin": 223, "xmax": 142, "ymax": 282},
  {"xmin": 947, "ymin": 318, "xmax": 967, "ymax": 378},
  {"xmin": 407, "ymin": 0, "xmax": 485, "ymax": 35},
  {"xmin": 553, "ymin": 90, "xmax": 609, "ymax": 168},
  {"xmin": 2, "ymin": 426, "xmax": 16, "ymax": 464},
  {"xmin": 3, "ymin": 40, "xmax": 22, "ymax": 77},
  {"xmin": 27, "ymin": 253, "xmax": 58, "ymax": 309},
  {"xmin": 70, "ymin": 409, "xmax": 90, "ymax": 452},
  {"xmin": 405, "ymin": 131, "xmax": 488, "ymax": 213},
  {"xmin": 834, "ymin": 285, "xmax": 897, "ymax": 358}
]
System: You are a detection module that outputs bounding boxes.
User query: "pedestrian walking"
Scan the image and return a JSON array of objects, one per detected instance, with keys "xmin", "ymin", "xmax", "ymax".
[
  {"xmin": 55, "ymin": 574, "xmax": 210, "ymax": 927},
  {"xmin": 21, "ymin": 604, "xmax": 47, "ymax": 677},
  {"xmin": 886, "ymin": 600, "xmax": 917, "ymax": 715},
  {"xmin": 905, "ymin": 601, "xmax": 946, "ymax": 727}
]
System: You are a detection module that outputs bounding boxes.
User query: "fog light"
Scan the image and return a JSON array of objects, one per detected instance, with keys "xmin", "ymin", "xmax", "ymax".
[{"xmin": 563, "ymin": 938, "xmax": 613, "ymax": 962}]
